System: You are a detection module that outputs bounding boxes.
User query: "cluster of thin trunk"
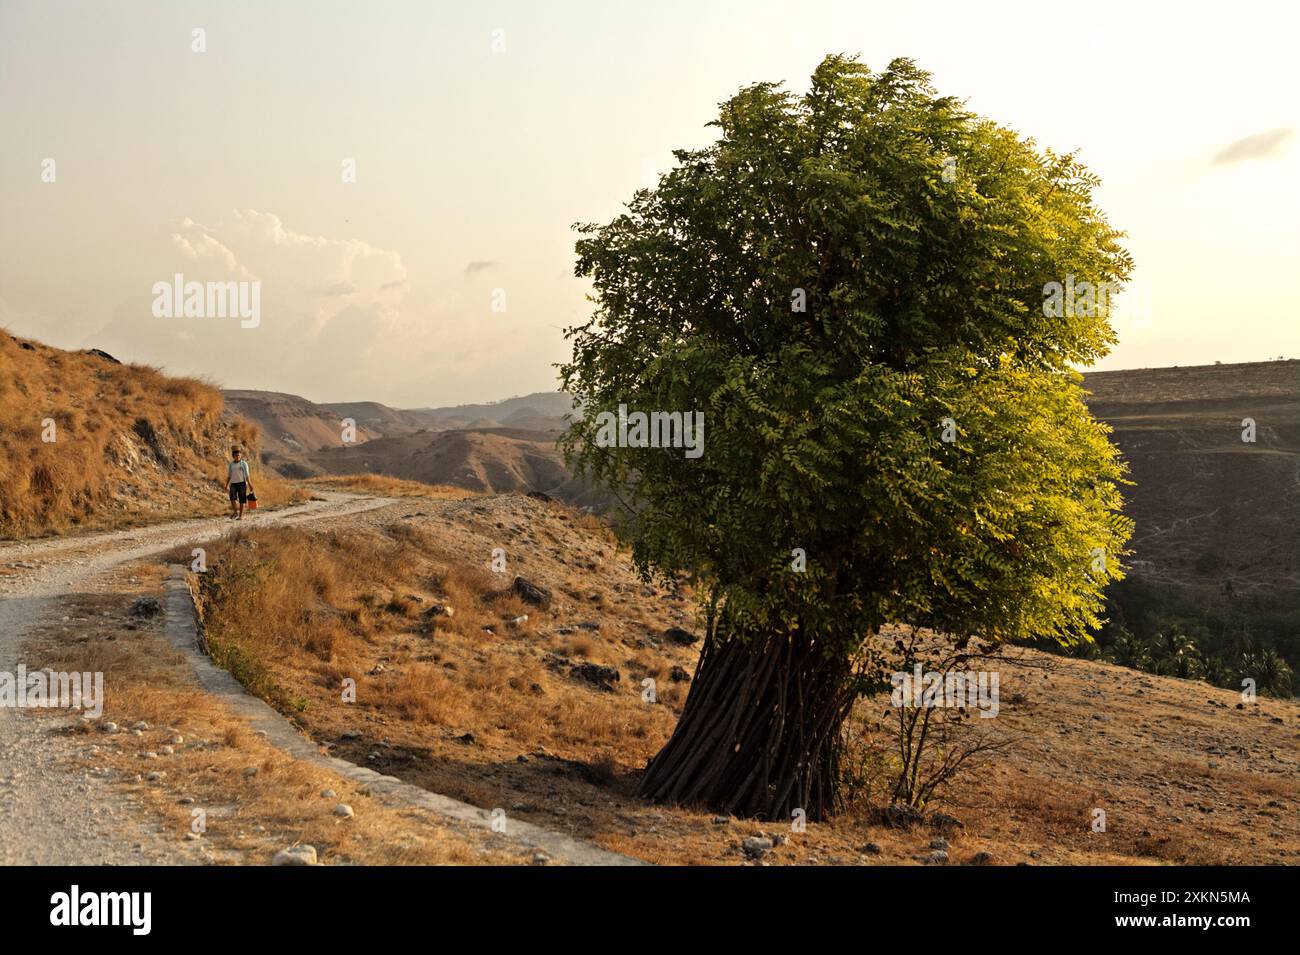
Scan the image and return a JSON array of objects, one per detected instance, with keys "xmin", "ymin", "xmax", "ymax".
[
  {"xmin": 636, "ymin": 621, "xmax": 858, "ymax": 821},
  {"xmin": 638, "ymin": 620, "xmax": 1021, "ymax": 820}
]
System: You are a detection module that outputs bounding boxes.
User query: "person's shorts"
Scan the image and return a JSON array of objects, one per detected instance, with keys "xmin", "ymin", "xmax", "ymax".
[{"xmin": 229, "ymin": 482, "xmax": 248, "ymax": 504}]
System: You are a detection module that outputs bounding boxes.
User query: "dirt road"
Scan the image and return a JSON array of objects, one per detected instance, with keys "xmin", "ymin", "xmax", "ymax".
[{"xmin": 0, "ymin": 494, "xmax": 395, "ymax": 864}]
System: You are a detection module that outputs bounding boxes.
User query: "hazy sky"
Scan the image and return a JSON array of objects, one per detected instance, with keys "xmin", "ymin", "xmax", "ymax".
[{"xmin": 2, "ymin": 0, "xmax": 1297, "ymax": 406}]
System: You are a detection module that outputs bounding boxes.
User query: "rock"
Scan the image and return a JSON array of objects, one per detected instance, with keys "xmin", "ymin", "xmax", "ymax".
[
  {"xmin": 531, "ymin": 850, "xmax": 552, "ymax": 864},
  {"xmin": 132, "ymin": 721, "xmax": 151, "ymax": 731},
  {"xmin": 929, "ymin": 837, "xmax": 949, "ymax": 850},
  {"xmin": 712, "ymin": 816, "xmax": 731, "ymax": 825},
  {"xmin": 576, "ymin": 621, "xmax": 601, "ymax": 631},
  {"xmin": 863, "ymin": 842, "xmax": 883, "ymax": 855},
  {"xmin": 159, "ymin": 746, "xmax": 174, "ymax": 756},
  {"xmin": 128, "ymin": 597, "xmax": 162, "ymax": 619},
  {"xmin": 669, "ymin": 665, "xmax": 691, "ymax": 683},
  {"xmin": 100, "ymin": 722, "xmax": 119, "ymax": 734},
  {"xmin": 423, "ymin": 604, "xmax": 454, "ymax": 619},
  {"xmin": 664, "ymin": 627, "xmax": 699, "ymax": 646},
  {"xmin": 85, "ymin": 347, "xmax": 121, "ymax": 364},
  {"xmin": 333, "ymin": 804, "xmax": 355, "ymax": 819},
  {"xmin": 341, "ymin": 730, "xmax": 362, "ymax": 740},
  {"xmin": 146, "ymin": 771, "xmax": 166, "ymax": 782},
  {"xmin": 526, "ymin": 491, "xmax": 554, "ymax": 503},
  {"xmin": 570, "ymin": 662, "xmax": 620, "ymax": 692},
  {"xmin": 969, "ymin": 851, "xmax": 993, "ymax": 865},
  {"xmin": 881, "ymin": 803, "xmax": 924, "ymax": 828},
  {"xmin": 321, "ymin": 789, "xmax": 337, "ymax": 799},
  {"xmin": 930, "ymin": 812, "xmax": 965, "ymax": 832},
  {"xmin": 742, "ymin": 836, "xmax": 774, "ymax": 859},
  {"xmin": 169, "ymin": 735, "xmax": 184, "ymax": 745},
  {"xmin": 369, "ymin": 663, "xmax": 386, "ymax": 675},
  {"xmin": 456, "ymin": 732, "xmax": 476, "ymax": 745},
  {"xmin": 272, "ymin": 845, "xmax": 318, "ymax": 866},
  {"xmin": 511, "ymin": 576, "xmax": 553, "ymax": 608},
  {"xmin": 242, "ymin": 767, "xmax": 259, "ymax": 778},
  {"xmin": 507, "ymin": 614, "xmax": 529, "ymax": 628},
  {"xmin": 926, "ymin": 850, "xmax": 949, "ymax": 864}
]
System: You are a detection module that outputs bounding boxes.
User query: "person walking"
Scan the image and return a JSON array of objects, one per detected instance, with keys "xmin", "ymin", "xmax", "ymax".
[{"xmin": 225, "ymin": 446, "xmax": 253, "ymax": 520}]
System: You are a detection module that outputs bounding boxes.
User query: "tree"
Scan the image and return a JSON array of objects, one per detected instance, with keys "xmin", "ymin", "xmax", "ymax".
[
  {"xmin": 1148, "ymin": 630, "xmax": 1203, "ymax": 679},
  {"xmin": 560, "ymin": 55, "xmax": 1133, "ymax": 820},
  {"xmin": 1106, "ymin": 625, "xmax": 1152, "ymax": 671},
  {"xmin": 1237, "ymin": 646, "xmax": 1294, "ymax": 698}
]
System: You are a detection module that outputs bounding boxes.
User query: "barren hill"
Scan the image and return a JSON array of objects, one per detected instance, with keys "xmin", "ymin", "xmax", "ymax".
[
  {"xmin": 228, "ymin": 389, "xmax": 577, "ymax": 487},
  {"xmin": 0, "ymin": 333, "xmax": 296, "ymax": 538},
  {"xmin": 316, "ymin": 400, "xmax": 442, "ymax": 438},
  {"xmin": 408, "ymin": 392, "xmax": 575, "ymax": 432},
  {"xmin": 223, "ymin": 389, "xmax": 380, "ymax": 461},
  {"xmin": 1082, "ymin": 360, "xmax": 1300, "ymax": 599},
  {"xmin": 309, "ymin": 427, "xmax": 609, "ymax": 509},
  {"xmin": 320, "ymin": 392, "xmax": 575, "ymax": 436}
]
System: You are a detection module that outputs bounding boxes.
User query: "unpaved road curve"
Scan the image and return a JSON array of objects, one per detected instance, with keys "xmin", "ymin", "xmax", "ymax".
[{"xmin": 0, "ymin": 493, "xmax": 396, "ymax": 864}]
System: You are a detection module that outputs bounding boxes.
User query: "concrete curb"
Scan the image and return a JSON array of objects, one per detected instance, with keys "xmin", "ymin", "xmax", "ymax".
[{"xmin": 164, "ymin": 564, "xmax": 647, "ymax": 866}]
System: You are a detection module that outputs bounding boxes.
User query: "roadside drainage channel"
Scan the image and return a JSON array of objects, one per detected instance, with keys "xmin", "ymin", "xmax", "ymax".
[{"xmin": 162, "ymin": 565, "xmax": 646, "ymax": 866}]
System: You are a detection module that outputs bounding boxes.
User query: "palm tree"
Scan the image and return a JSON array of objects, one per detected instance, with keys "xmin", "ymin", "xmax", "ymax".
[
  {"xmin": 1237, "ymin": 647, "xmax": 1295, "ymax": 698},
  {"xmin": 1147, "ymin": 631, "xmax": 1203, "ymax": 679},
  {"xmin": 1199, "ymin": 654, "xmax": 1232, "ymax": 689},
  {"xmin": 1106, "ymin": 627, "xmax": 1153, "ymax": 671}
]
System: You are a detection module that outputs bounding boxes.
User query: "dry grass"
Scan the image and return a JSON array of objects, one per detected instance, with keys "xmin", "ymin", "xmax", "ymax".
[
  {"xmin": 26, "ymin": 566, "xmax": 524, "ymax": 865},
  {"xmin": 188, "ymin": 494, "xmax": 1300, "ymax": 866},
  {"xmin": 193, "ymin": 519, "xmax": 681, "ymax": 757},
  {"xmin": 0, "ymin": 331, "xmax": 310, "ymax": 538},
  {"xmin": 306, "ymin": 474, "xmax": 476, "ymax": 499}
]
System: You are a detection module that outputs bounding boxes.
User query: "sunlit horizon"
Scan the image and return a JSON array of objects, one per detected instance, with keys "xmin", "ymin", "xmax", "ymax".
[{"xmin": 3, "ymin": 0, "xmax": 1297, "ymax": 406}]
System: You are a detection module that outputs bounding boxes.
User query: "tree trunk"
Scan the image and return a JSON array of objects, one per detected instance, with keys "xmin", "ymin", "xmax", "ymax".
[{"xmin": 636, "ymin": 623, "xmax": 856, "ymax": 821}]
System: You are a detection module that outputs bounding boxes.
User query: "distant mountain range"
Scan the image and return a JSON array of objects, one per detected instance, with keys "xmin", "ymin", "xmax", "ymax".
[
  {"xmin": 223, "ymin": 388, "xmax": 593, "ymax": 503},
  {"xmin": 227, "ymin": 361, "xmax": 1299, "ymax": 598}
]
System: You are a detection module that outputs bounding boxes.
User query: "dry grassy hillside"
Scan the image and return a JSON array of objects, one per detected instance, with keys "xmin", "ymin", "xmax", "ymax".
[
  {"xmin": 1084, "ymin": 360, "xmax": 1299, "ymax": 598},
  {"xmin": 0, "ymin": 332, "xmax": 302, "ymax": 539},
  {"xmin": 190, "ymin": 493, "xmax": 1300, "ymax": 865}
]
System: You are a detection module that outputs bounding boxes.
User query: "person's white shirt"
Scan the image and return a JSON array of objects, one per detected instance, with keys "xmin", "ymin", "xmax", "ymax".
[{"xmin": 227, "ymin": 460, "xmax": 250, "ymax": 484}]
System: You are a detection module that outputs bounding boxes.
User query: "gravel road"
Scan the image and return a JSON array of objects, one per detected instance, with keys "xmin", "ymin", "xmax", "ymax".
[{"xmin": 0, "ymin": 494, "xmax": 395, "ymax": 864}]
